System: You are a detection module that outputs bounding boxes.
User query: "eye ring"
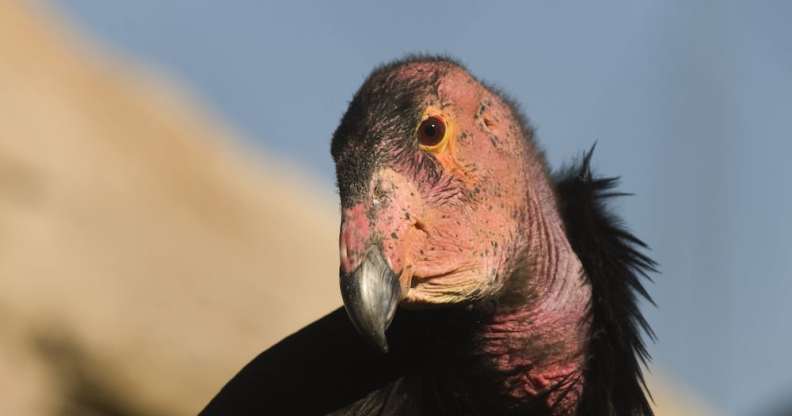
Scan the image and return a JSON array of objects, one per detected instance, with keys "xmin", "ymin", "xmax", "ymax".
[{"xmin": 417, "ymin": 116, "xmax": 447, "ymax": 150}]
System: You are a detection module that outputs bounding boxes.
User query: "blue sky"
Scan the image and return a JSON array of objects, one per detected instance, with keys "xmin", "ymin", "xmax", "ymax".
[{"xmin": 55, "ymin": 1, "xmax": 792, "ymax": 414}]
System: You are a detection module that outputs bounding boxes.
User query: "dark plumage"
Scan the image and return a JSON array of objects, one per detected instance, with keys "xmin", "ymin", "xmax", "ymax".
[
  {"xmin": 201, "ymin": 56, "xmax": 656, "ymax": 416},
  {"xmin": 555, "ymin": 148, "xmax": 656, "ymax": 416}
]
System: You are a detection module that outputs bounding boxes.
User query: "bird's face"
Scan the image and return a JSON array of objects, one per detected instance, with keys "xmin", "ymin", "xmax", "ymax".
[{"xmin": 332, "ymin": 59, "xmax": 534, "ymax": 350}]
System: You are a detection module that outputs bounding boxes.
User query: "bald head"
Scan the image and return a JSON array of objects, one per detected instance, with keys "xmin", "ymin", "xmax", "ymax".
[
  {"xmin": 333, "ymin": 55, "xmax": 549, "ymax": 311},
  {"xmin": 332, "ymin": 56, "xmax": 539, "ymax": 203}
]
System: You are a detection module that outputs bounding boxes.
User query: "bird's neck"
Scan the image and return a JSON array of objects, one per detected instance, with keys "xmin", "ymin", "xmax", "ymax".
[
  {"xmin": 475, "ymin": 192, "xmax": 591, "ymax": 415},
  {"xmin": 421, "ymin": 179, "xmax": 591, "ymax": 415}
]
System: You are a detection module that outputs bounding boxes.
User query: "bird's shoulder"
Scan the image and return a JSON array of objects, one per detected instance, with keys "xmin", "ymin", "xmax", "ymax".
[{"xmin": 200, "ymin": 307, "xmax": 405, "ymax": 415}]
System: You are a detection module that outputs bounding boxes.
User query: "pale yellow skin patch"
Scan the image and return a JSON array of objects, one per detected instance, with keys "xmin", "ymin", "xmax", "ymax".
[{"xmin": 404, "ymin": 267, "xmax": 498, "ymax": 306}]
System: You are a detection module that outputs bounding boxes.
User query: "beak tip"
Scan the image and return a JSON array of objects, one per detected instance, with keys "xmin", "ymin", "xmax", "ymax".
[
  {"xmin": 373, "ymin": 332, "xmax": 390, "ymax": 354},
  {"xmin": 340, "ymin": 247, "xmax": 400, "ymax": 354}
]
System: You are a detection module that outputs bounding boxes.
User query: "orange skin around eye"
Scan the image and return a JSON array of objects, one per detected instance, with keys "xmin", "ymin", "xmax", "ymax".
[{"xmin": 417, "ymin": 107, "xmax": 478, "ymax": 190}]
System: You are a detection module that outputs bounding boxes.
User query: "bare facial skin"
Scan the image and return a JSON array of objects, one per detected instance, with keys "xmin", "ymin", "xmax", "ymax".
[{"xmin": 339, "ymin": 64, "xmax": 538, "ymax": 306}]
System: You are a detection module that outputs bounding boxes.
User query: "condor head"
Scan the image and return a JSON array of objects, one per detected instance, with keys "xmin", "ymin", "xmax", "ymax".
[{"xmin": 332, "ymin": 57, "xmax": 543, "ymax": 352}]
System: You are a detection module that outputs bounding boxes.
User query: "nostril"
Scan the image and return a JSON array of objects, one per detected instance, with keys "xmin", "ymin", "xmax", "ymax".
[{"xmin": 413, "ymin": 219, "xmax": 428, "ymax": 234}]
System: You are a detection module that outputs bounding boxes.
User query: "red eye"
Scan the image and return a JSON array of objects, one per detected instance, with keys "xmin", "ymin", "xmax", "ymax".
[{"xmin": 417, "ymin": 116, "xmax": 446, "ymax": 148}]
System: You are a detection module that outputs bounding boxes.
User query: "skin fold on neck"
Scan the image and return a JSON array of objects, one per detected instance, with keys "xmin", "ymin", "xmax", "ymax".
[
  {"xmin": 478, "ymin": 195, "xmax": 591, "ymax": 415},
  {"xmin": 406, "ymin": 180, "xmax": 592, "ymax": 415}
]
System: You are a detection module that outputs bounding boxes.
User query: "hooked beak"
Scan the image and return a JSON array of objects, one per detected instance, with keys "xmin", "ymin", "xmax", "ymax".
[{"xmin": 340, "ymin": 246, "xmax": 401, "ymax": 353}]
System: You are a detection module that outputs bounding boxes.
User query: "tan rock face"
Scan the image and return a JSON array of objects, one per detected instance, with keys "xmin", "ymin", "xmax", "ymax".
[
  {"xmin": 0, "ymin": 1, "xmax": 712, "ymax": 415},
  {"xmin": 0, "ymin": 1, "xmax": 340, "ymax": 414}
]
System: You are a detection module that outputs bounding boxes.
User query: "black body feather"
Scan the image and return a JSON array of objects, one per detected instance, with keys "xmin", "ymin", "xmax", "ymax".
[
  {"xmin": 200, "ymin": 150, "xmax": 656, "ymax": 415},
  {"xmin": 555, "ymin": 146, "xmax": 657, "ymax": 416}
]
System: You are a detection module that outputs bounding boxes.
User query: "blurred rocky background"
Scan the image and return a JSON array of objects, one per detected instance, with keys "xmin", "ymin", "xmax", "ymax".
[{"xmin": 1, "ymin": 1, "xmax": 718, "ymax": 414}]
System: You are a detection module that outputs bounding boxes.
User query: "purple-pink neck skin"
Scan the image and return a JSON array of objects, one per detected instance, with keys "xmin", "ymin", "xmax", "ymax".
[{"xmin": 338, "ymin": 61, "xmax": 591, "ymax": 414}]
